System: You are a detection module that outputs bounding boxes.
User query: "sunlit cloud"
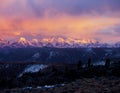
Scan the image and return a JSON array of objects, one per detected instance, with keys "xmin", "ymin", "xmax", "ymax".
[{"xmin": 0, "ymin": 0, "xmax": 120, "ymax": 43}]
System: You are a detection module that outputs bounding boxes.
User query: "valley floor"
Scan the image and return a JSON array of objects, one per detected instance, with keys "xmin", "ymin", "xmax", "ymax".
[{"xmin": 1, "ymin": 77, "xmax": 120, "ymax": 93}]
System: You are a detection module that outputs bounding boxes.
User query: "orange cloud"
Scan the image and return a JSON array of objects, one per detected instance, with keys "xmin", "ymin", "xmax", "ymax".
[
  {"xmin": 0, "ymin": 14, "xmax": 120, "ymax": 43},
  {"xmin": 21, "ymin": 15, "xmax": 120, "ymax": 38},
  {"xmin": 0, "ymin": 0, "xmax": 120, "ymax": 43}
]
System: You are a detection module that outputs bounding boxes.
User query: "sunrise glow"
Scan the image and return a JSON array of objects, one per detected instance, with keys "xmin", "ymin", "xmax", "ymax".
[{"xmin": 0, "ymin": 0, "xmax": 120, "ymax": 44}]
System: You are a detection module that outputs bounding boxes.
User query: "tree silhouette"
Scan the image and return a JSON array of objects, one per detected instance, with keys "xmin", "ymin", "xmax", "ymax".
[
  {"xmin": 77, "ymin": 60, "xmax": 83, "ymax": 70},
  {"xmin": 87, "ymin": 58, "xmax": 92, "ymax": 68},
  {"xmin": 105, "ymin": 58, "xmax": 110, "ymax": 69}
]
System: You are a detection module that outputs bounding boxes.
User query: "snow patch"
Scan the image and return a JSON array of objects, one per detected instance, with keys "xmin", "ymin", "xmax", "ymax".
[
  {"xmin": 93, "ymin": 61, "xmax": 105, "ymax": 66},
  {"xmin": 44, "ymin": 85, "xmax": 54, "ymax": 88},
  {"xmin": 48, "ymin": 51, "xmax": 59, "ymax": 59},
  {"xmin": 105, "ymin": 49, "xmax": 113, "ymax": 56},
  {"xmin": 37, "ymin": 86, "xmax": 42, "ymax": 89},
  {"xmin": 23, "ymin": 87, "xmax": 32, "ymax": 90},
  {"xmin": 83, "ymin": 48, "xmax": 96, "ymax": 57},
  {"xmin": 37, "ymin": 83, "xmax": 65, "ymax": 89},
  {"xmin": 5, "ymin": 64, "xmax": 9, "ymax": 68},
  {"xmin": 18, "ymin": 64, "xmax": 48, "ymax": 77},
  {"xmin": 32, "ymin": 52, "xmax": 40, "ymax": 59},
  {"xmin": 86, "ymin": 48, "xmax": 93, "ymax": 52}
]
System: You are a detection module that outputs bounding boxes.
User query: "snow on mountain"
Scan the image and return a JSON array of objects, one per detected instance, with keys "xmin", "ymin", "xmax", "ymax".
[
  {"xmin": 31, "ymin": 39, "xmax": 43, "ymax": 47},
  {"xmin": 0, "ymin": 39, "xmax": 10, "ymax": 48},
  {"xmin": 104, "ymin": 49, "xmax": 113, "ymax": 57},
  {"xmin": 31, "ymin": 39, "xmax": 39, "ymax": 44},
  {"xmin": 0, "ymin": 37, "xmax": 120, "ymax": 48},
  {"xmin": 93, "ymin": 61, "xmax": 105, "ymax": 66},
  {"xmin": 48, "ymin": 51, "xmax": 59, "ymax": 59},
  {"xmin": 18, "ymin": 64, "xmax": 48, "ymax": 77},
  {"xmin": 18, "ymin": 37, "xmax": 32, "ymax": 47},
  {"xmin": 83, "ymin": 48, "xmax": 96, "ymax": 57},
  {"xmin": 11, "ymin": 37, "xmax": 32, "ymax": 48},
  {"xmin": 85, "ymin": 48, "xmax": 94, "ymax": 53},
  {"xmin": 32, "ymin": 52, "xmax": 40, "ymax": 59}
]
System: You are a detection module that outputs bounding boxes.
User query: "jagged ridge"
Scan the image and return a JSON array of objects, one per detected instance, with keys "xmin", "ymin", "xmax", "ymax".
[{"xmin": 0, "ymin": 37, "xmax": 120, "ymax": 48}]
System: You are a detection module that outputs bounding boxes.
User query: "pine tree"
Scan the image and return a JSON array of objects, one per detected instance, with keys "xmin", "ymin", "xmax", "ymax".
[
  {"xmin": 105, "ymin": 58, "xmax": 110, "ymax": 69},
  {"xmin": 77, "ymin": 60, "xmax": 82, "ymax": 70},
  {"xmin": 87, "ymin": 58, "xmax": 91, "ymax": 68}
]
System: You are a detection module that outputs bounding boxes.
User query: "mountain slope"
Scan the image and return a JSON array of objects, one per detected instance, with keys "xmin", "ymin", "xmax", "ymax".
[
  {"xmin": 0, "ymin": 37, "xmax": 119, "ymax": 48},
  {"xmin": 0, "ymin": 48, "xmax": 119, "ymax": 63}
]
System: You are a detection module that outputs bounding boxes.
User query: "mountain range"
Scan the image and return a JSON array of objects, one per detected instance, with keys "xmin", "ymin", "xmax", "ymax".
[
  {"xmin": 0, "ymin": 47, "xmax": 119, "ymax": 63},
  {"xmin": 0, "ymin": 37, "xmax": 120, "ymax": 48}
]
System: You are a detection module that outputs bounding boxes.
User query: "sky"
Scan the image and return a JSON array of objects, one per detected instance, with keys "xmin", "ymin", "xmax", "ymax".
[{"xmin": 0, "ymin": 0, "xmax": 120, "ymax": 43}]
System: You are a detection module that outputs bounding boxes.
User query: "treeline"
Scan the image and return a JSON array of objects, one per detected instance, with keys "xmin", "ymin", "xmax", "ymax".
[{"xmin": 0, "ymin": 58, "xmax": 120, "ymax": 89}]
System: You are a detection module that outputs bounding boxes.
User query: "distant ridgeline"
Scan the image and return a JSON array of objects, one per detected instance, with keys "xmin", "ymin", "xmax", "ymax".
[
  {"xmin": 0, "ymin": 48, "xmax": 119, "ymax": 63},
  {"xmin": 0, "ymin": 37, "xmax": 120, "ymax": 48}
]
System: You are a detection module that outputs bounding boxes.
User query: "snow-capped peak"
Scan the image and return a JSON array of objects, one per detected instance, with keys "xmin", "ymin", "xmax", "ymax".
[
  {"xmin": 32, "ymin": 52, "xmax": 40, "ymax": 59},
  {"xmin": 15, "ymin": 37, "xmax": 32, "ymax": 47},
  {"xmin": 0, "ymin": 37, "xmax": 120, "ymax": 48},
  {"xmin": 18, "ymin": 37, "xmax": 28, "ymax": 44},
  {"xmin": 57, "ymin": 37, "xmax": 65, "ymax": 43},
  {"xmin": 31, "ymin": 39, "xmax": 39, "ymax": 43}
]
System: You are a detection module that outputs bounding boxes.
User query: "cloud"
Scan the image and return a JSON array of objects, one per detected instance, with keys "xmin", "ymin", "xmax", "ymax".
[
  {"xmin": 0, "ymin": 0, "xmax": 120, "ymax": 43},
  {"xmin": 0, "ymin": 0, "xmax": 120, "ymax": 17},
  {"xmin": 97, "ymin": 24, "xmax": 120, "ymax": 35}
]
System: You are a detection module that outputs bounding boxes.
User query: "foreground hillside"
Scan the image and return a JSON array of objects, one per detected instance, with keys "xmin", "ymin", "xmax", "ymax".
[
  {"xmin": 0, "ymin": 59, "xmax": 120, "ymax": 92},
  {"xmin": 0, "ymin": 77, "xmax": 120, "ymax": 93}
]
